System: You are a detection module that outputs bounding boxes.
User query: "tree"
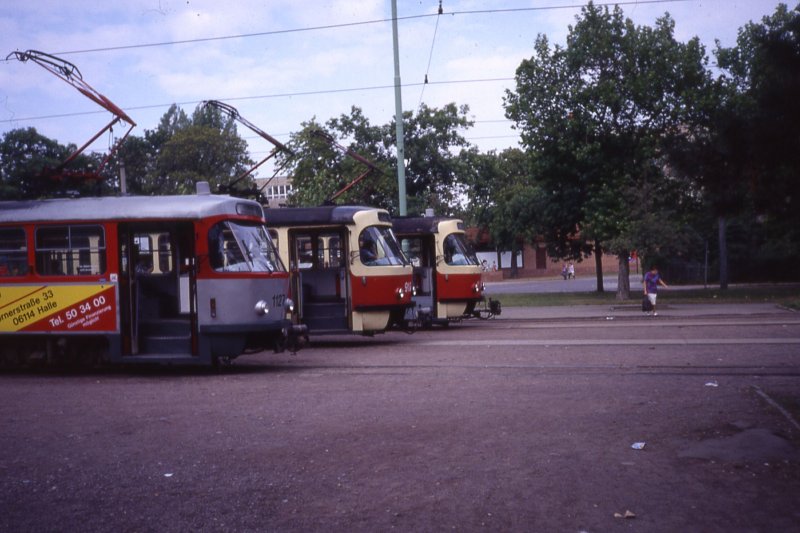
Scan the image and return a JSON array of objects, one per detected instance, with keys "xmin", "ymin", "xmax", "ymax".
[
  {"xmin": 110, "ymin": 103, "xmax": 255, "ymax": 196},
  {"xmin": 505, "ymin": 2, "xmax": 709, "ymax": 298},
  {"xmin": 280, "ymin": 119, "xmax": 367, "ymax": 207},
  {"xmin": 462, "ymin": 148, "xmax": 541, "ymax": 277},
  {"xmin": 0, "ymin": 127, "xmax": 105, "ymax": 199},
  {"xmin": 717, "ymin": 3, "xmax": 800, "ymax": 272},
  {"xmin": 395, "ymin": 103, "xmax": 474, "ymax": 215},
  {"xmin": 279, "ymin": 104, "xmax": 474, "ymax": 214},
  {"xmin": 667, "ymin": 3, "xmax": 800, "ymax": 286}
]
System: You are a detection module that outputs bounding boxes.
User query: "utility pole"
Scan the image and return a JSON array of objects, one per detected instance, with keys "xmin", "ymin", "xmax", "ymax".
[{"xmin": 391, "ymin": 0, "xmax": 408, "ymax": 216}]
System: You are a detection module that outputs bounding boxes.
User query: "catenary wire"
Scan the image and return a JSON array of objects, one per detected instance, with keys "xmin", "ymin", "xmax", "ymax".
[
  {"xmin": 0, "ymin": 0, "xmax": 692, "ymax": 57},
  {"xmin": 0, "ymin": 77, "xmax": 515, "ymax": 124},
  {"xmin": 418, "ymin": 0, "xmax": 444, "ymax": 108}
]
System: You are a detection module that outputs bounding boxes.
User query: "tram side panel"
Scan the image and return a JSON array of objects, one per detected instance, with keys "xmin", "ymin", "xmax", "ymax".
[{"xmin": 1, "ymin": 222, "xmax": 121, "ymax": 365}]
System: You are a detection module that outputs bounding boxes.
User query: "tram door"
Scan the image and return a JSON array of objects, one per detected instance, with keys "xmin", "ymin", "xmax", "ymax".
[
  {"xmin": 118, "ymin": 222, "xmax": 196, "ymax": 356},
  {"xmin": 400, "ymin": 235, "xmax": 436, "ymax": 310},
  {"xmin": 290, "ymin": 229, "xmax": 349, "ymax": 333}
]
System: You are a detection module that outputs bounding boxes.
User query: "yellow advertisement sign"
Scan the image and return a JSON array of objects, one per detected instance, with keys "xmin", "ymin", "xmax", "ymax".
[{"xmin": 0, "ymin": 284, "xmax": 117, "ymax": 333}]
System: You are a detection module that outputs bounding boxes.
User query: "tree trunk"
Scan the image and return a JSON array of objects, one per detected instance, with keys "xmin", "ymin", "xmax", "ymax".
[
  {"xmin": 718, "ymin": 216, "xmax": 728, "ymax": 290},
  {"xmin": 594, "ymin": 239, "xmax": 604, "ymax": 293},
  {"xmin": 616, "ymin": 253, "xmax": 631, "ymax": 300},
  {"xmin": 510, "ymin": 247, "xmax": 519, "ymax": 279}
]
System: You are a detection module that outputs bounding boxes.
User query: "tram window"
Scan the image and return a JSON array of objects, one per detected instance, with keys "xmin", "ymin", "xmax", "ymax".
[
  {"xmin": 35, "ymin": 225, "xmax": 106, "ymax": 276},
  {"xmin": 358, "ymin": 226, "xmax": 407, "ymax": 267},
  {"xmin": 443, "ymin": 233, "xmax": 479, "ymax": 266},
  {"xmin": 208, "ymin": 221, "xmax": 283, "ymax": 273},
  {"xmin": 294, "ymin": 235, "xmax": 314, "ymax": 270},
  {"xmin": 268, "ymin": 230, "xmax": 279, "ymax": 254},
  {"xmin": 131, "ymin": 233, "xmax": 173, "ymax": 275},
  {"xmin": 158, "ymin": 234, "xmax": 173, "ymax": 273},
  {"xmin": 318, "ymin": 234, "xmax": 342, "ymax": 268},
  {"xmin": 133, "ymin": 235, "xmax": 154, "ymax": 274},
  {"xmin": 399, "ymin": 237, "xmax": 424, "ymax": 267},
  {"xmin": 0, "ymin": 227, "xmax": 28, "ymax": 277}
]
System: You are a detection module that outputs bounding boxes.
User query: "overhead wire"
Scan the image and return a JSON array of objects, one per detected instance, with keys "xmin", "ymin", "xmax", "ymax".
[
  {"xmin": 1, "ymin": 0, "xmax": 692, "ymax": 152},
  {"xmin": 418, "ymin": 0, "xmax": 444, "ymax": 109},
  {"xmin": 0, "ymin": 0, "xmax": 693, "ymax": 57},
  {"xmin": 0, "ymin": 77, "xmax": 516, "ymax": 124}
]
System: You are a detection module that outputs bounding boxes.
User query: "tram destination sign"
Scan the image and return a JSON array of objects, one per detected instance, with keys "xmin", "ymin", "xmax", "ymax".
[{"xmin": 0, "ymin": 284, "xmax": 117, "ymax": 333}]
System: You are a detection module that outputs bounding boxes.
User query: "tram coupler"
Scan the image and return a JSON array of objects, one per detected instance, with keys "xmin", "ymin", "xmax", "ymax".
[
  {"xmin": 472, "ymin": 298, "xmax": 502, "ymax": 320},
  {"xmin": 277, "ymin": 324, "xmax": 309, "ymax": 354}
]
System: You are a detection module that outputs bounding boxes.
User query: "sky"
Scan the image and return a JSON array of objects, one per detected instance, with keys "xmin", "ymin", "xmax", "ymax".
[{"xmin": 0, "ymin": 0, "xmax": 791, "ymax": 178}]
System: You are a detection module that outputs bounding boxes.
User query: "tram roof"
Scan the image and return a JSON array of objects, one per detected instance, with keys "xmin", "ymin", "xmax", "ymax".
[
  {"xmin": 0, "ymin": 194, "xmax": 264, "ymax": 224},
  {"xmin": 264, "ymin": 205, "xmax": 387, "ymax": 227},
  {"xmin": 392, "ymin": 216, "xmax": 461, "ymax": 235}
]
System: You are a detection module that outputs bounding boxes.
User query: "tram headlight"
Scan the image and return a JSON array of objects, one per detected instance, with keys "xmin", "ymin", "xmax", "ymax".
[
  {"xmin": 284, "ymin": 298, "xmax": 295, "ymax": 314},
  {"xmin": 473, "ymin": 282, "xmax": 485, "ymax": 294},
  {"xmin": 254, "ymin": 300, "xmax": 270, "ymax": 315},
  {"xmin": 396, "ymin": 287, "xmax": 406, "ymax": 300}
]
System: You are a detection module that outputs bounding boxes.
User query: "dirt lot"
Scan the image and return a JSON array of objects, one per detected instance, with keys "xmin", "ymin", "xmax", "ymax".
[{"xmin": 1, "ymin": 308, "xmax": 799, "ymax": 532}]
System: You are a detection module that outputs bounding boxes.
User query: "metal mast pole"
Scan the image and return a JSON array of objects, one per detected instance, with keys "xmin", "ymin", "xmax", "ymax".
[{"xmin": 391, "ymin": 0, "xmax": 408, "ymax": 216}]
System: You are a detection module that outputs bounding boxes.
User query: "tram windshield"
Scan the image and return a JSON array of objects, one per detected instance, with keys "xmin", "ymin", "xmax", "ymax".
[
  {"xmin": 358, "ymin": 226, "xmax": 408, "ymax": 266},
  {"xmin": 443, "ymin": 233, "xmax": 479, "ymax": 266},
  {"xmin": 209, "ymin": 221, "xmax": 285, "ymax": 273}
]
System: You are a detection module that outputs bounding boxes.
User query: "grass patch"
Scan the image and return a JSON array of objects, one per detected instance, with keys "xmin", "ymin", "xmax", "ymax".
[{"xmin": 495, "ymin": 284, "xmax": 800, "ymax": 308}]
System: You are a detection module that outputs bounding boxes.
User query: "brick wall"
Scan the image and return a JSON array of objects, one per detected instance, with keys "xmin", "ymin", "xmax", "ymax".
[{"xmin": 484, "ymin": 242, "xmax": 623, "ymax": 280}]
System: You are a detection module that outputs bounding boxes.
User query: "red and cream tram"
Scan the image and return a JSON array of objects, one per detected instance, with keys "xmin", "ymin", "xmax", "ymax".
[
  {"xmin": 393, "ymin": 215, "xmax": 500, "ymax": 326},
  {"xmin": 0, "ymin": 186, "xmax": 299, "ymax": 366},
  {"xmin": 265, "ymin": 206, "xmax": 414, "ymax": 336}
]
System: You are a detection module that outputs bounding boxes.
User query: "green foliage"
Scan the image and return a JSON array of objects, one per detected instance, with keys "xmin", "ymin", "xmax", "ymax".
[
  {"xmin": 666, "ymin": 3, "xmax": 800, "ymax": 285},
  {"xmin": 113, "ymin": 103, "xmax": 255, "ymax": 196},
  {"xmin": 0, "ymin": 127, "xmax": 107, "ymax": 199},
  {"xmin": 1, "ymin": 104, "xmax": 255, "ymax": 199},
  {"xmin": 461, "ymin": 148, "xmax": 541, "ymax": 258},
  {"xmin": 278, "ymin": 104, "xmax": 473, "ymax": 214},
  {"xmin": 716, "ymin": 3, "xmax": 800, "ymax": 250},
  {"xmin": 280, "ymin": 119, "xmax": 360, "ymax": 206},
  {"xmin": 505, "ymin": 1, "xmax": 710, "ymax": 294}
]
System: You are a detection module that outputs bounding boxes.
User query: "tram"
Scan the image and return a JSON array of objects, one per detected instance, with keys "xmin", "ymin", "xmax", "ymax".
[
  {"xmin": 265, "ymin": 206, "xmax": 414, "ymax": 335},
  {"xmin": 392, "ymin": 215, "xmax": 500, "ymax": 326},
  {"xmin": 0, "ymin": 185, "xmax": 300, "ymax": 366}
]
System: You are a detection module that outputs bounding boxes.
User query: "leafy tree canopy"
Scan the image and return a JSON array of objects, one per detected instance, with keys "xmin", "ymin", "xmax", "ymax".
[
  {"xmin": 0, "ymin": 127, "xmax": 104, "ymax": 199},
  {"xmin": 279, "ymin": 104, "xmax": 474, "ymax": 215},
  {"xmin": 504, "ymin": 1, "xmax": 709, "ymax": 295}
]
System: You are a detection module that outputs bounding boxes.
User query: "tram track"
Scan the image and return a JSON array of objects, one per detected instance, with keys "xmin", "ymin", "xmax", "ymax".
[
  {"xmin": 461, "ymin": 317, "xmax": 800, "ymax": 328},
  {"xmin": 266, "ymin": 361, "xmax": 800, "ymax": 378}
]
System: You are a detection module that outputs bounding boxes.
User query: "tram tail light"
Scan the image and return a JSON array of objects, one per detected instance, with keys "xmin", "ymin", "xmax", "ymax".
[{"xmin": 210, "ymin": 298, "xmax": 217, "ymax": 318}]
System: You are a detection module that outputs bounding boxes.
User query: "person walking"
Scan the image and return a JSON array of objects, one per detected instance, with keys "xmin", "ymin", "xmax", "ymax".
[{"xmin": 643, "ymin": 265, "xmax": 668, "ymax": 316}]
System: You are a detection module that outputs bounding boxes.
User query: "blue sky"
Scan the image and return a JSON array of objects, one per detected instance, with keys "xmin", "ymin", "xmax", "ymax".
[{"xmin": 0, "ymin": 0, "xmax": 790, "ymax": 176}]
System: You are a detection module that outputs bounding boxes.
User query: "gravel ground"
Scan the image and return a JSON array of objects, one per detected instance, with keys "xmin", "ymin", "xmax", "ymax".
[{"xmin": 1, "ymin": 306, "xmax": 799, "ymax": 532}]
